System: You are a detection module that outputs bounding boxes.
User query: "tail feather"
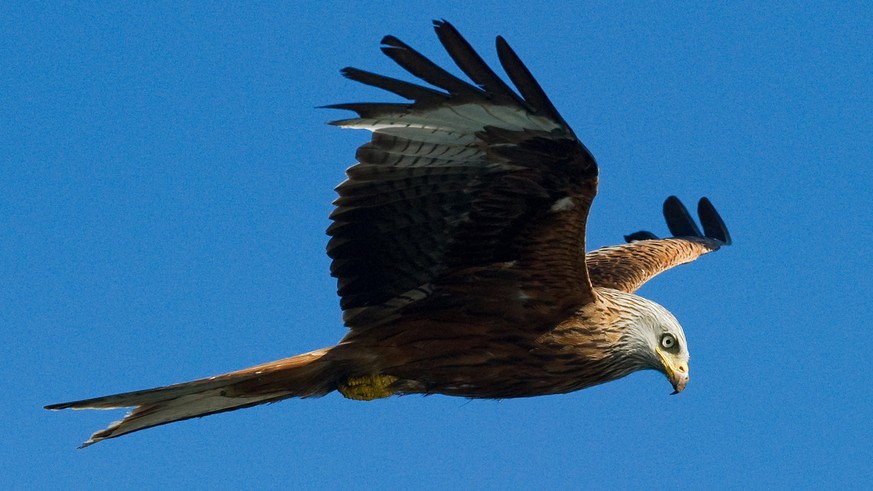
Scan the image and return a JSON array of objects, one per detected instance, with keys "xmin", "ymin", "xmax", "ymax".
[{"xmin": 46, "ymin": 348, "xmax": 338, "ymax": 447}]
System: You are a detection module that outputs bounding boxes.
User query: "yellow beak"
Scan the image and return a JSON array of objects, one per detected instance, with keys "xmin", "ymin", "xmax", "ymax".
[{"xmin": 656, "ymin": 347, "xmax": 689, "ymax": 394}]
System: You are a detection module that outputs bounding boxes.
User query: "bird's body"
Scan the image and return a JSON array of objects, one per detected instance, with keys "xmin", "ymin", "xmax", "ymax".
[
  {"xmin": 47, "ymin": 20, "xmax": 730, "ymax": 447},
  {"xmin": 326, "ymin": 287, "xmax": 680, "ymax": 400}
]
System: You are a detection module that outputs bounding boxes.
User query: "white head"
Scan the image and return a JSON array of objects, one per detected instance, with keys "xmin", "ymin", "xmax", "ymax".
[{"xmin": 600, "ymin": 289, "xmax": 691, "ymax": 393}]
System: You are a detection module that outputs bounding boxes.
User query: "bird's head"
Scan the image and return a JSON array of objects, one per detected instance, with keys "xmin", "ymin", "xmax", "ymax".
[
  {"xmin": 650, "ymin": 312, "xmax": 690, "ymax": 394},
  {"xmin": 603, "ymin": 289, "xmax": 690, "ymax": 394}
]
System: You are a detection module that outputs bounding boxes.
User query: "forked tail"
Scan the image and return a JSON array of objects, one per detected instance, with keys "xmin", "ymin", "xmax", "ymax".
[{"xmin": 45, "ymin": 347, "xmax": 338, "ymax": 447}]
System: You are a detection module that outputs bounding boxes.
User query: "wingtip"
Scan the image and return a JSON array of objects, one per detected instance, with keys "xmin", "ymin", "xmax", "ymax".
[
  {"xmin": 78, "ymin": 430, "xmax": 110, "ymax": 448},
  {"xmin": 318, "ymin": 103, "xmax": 355, "ymax": 111},
  {"xmin": 663, "ymin": 196, "xmax": 702, "ymax": 237},
  {"xmin": 45, "ymin": 400, "xmax": 75, "ymax": 410},
  {"xmin": 316, "ymin": 104, "xmax": 360, "ymax": 125},
  {"xmin": 338, "ymin": 66, "xmax": 357, "ymax": 78},
  {"xmin": 663, "ymin": 195, "xmax": 681, "ymax": 208},
  {"xmin": 641, "ymin": 196, "xmax": 732, "ymax": 247},
  {"xmin": 380, "ymin": 35, "xmax": 403, "ymax": 49},
  {"xmin": 697, "ymin": 197, "xmax": 732, "ymax": 245},
  {"xmin": 432, "ymin": 19, "xmax": 460, "ymax": 39}
]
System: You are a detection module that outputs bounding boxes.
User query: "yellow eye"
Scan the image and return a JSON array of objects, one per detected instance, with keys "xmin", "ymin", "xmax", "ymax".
[{"xmin": 660, "ymin": 334, "xmax": 677, "ymax": 350}]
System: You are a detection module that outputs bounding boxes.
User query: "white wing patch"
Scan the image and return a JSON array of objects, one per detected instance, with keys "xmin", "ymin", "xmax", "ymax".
[
  {"xmin": 335, "ymin": 104, "xmax": 561, "ymax": 136},
  {"xmin": 549, "ymin": 196, "xmax": 575, "ymax": 212}
]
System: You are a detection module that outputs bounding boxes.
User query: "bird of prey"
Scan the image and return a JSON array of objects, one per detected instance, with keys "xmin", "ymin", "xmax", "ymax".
[{"xmin": 46, "ymin": 20, "xmax": 731, "ymax": 447}]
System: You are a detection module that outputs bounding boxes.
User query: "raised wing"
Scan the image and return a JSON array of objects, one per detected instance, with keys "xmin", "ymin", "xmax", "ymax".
[
  {"xmin": 586, "ymin": 196, "xmax": 731, "ymax": 293},
  {"xmin": 326, "ymin": 21, "xmax": 599, "ymax": 331}
]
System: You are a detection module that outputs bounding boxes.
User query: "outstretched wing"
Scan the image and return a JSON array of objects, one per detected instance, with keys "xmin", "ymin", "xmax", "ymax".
[
  {"xmin": 327, "ymin": 21, "xmax": 599, "ymax": 331},
  {"xmin": 586, "ymin": 197, "xmax": 731, "ymax": 293}
]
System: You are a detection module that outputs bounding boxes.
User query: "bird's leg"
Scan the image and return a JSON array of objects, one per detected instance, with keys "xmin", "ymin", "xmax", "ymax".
[{"xmin": 338, "ymin": 374, "xmax": 399, "ymax": 401}]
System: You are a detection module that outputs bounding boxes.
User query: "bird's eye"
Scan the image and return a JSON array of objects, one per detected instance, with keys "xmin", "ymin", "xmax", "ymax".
[{"xmin": 660, "ymin": 334, "xmax": 677, "ymax": 350}]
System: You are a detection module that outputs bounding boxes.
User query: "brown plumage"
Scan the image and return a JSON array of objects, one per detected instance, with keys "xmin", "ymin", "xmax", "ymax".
[{"xmin": 46, "ymin": 20, "xmax": 731, "ymax": 447}]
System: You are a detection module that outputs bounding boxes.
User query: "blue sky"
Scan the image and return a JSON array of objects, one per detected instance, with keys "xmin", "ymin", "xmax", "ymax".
[{"xmin": 3, "ymin": 2, "xmax": 872, "ymax": 489}]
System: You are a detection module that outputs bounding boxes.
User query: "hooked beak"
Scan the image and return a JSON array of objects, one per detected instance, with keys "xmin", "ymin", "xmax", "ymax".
[{"xmin": 656, "ymin": 347, "xmax": 689, "ymax": 395}]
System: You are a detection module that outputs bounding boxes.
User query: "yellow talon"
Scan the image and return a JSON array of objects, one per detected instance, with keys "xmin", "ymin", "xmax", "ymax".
[{"xmin": 338, "ymin": 374, "xmax": 398, "ymax": 401}]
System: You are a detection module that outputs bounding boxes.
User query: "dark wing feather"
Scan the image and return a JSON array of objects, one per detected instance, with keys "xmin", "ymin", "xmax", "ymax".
[
  {"xmin": 380, "ymin": 35, "xmax": 484, "ymax": 99},
  {"xmin": 496, "ymin": 35, "xmax": 569, "ymax": 128},
  {"xmin": 334, "ymin": 67, "xmax": 449, "ymax": 103},
  {"xmin": 697, "ymin": 197, "xmax": 732, "ymax": 245},
  {"xmin": 663, "ymin": 195, "xmax": 703, "ymax": 237},
  {"xmin": 327, "ymin": 21, "xmax": 598, "ymax": 331},
  {"xmin": 588, "ymin": 197, "xmax": 730, "ymax": 293},
  {"xmin": 433, "ymin": 20, "xmax": 526, "ymax": 107}
]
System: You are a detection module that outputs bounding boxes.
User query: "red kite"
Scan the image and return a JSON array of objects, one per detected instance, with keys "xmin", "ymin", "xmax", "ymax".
[{"xmin": 47, "ymin": 20, "xmax": 731, "ymax": 447}]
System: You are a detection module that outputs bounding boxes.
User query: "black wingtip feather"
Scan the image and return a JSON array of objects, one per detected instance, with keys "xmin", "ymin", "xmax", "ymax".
[
  {"xmin": 625, "ymin": 196, "xmax": 732, "ymax": 247},
  {"xmin": 697, "ymin": 197, "xmax": 732, "ymax": 245},
  {"xmin": 331, "ymin": 21, "xmax": 576, "ymax": 132},
  {"xmin": 379, "ymin": 34, "xmax": 483, "ymax": 98},
  {"xmin": 432, "ymin": 19, "xmax": 525, "ymax": 107},
  {"xmin": 495, "ymin": 36, "xmax": 569, "ymax": 129},
  {"xmin": 321, "ymin": 102, "xmax": 411, "ymax": 120},
  {"xmin": 337, "ymin": 67, "xmax": 448, "ymax": 101},
  {"xmin": 663, "ymin": 195, "xmax": 703, "ymax": 238}
]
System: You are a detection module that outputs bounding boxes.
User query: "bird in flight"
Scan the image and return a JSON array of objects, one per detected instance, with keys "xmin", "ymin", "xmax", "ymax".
[{"xmin": 47, "ymin": 20, "xmax": 731, "ymax": 447}]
